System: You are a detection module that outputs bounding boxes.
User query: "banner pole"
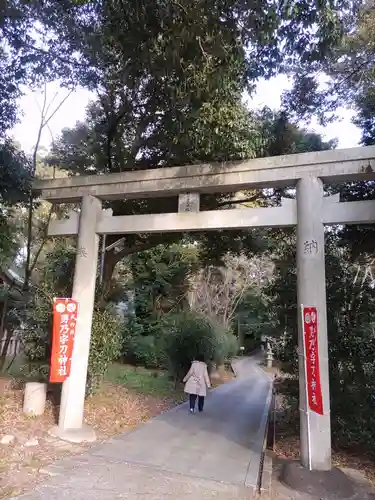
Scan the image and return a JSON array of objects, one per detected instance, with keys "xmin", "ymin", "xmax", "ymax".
[{"xmin": 301, "ymin": 304, "xmax": 312, "ymax": 471}]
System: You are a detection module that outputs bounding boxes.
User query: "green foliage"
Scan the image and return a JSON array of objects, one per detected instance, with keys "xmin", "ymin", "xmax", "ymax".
[
  {"xmin": 18, "ymin": 243, "xmax": 77, "ymax": 382},
  {"xmin": 87, "ymin": 308, "xmax": 122, "ymax": 395},
  {"xmin": 35, "ymin": 244, "xmax": 76, "ymax": 296},
  {"xmin": 164, "ymin": 311, "xmax": 235, "ymax": 381},
  {"xmin": 0, "ymin": 214, "xmax": 18, "ymax": 269},
  {"xmin": 0, "ymin": 0, "xmax": 355, "ymax": 144},
  {"xmin": 267, "ymin": 229, "xmax": 375, "ymax": 452},
  {"xmin": 235, "ymin": 289, "xmax": 275, "ymax": 352},
  {"xmin": 213, "ymin": 326, "xmax": 239, "ymax": 366},
  {"xmin": 0, "ymin": 139, "xmax": 31, "ymax": 266},
  {"xmin": 0, "ymin": 140, "xmax": 31, "ymax": 205},
  {"xmin": 124, "ymin": 243, "xmax": 239, "ymax": 374},
  {"xmin": 19, "ymin": 242, "xmax": 123, "ymax": 391},
  {"xmin": 42, "ymin": 0, "xmax": 348, "ymax": 283},
  {"xmin": 122, "ymin": 318, "xmax": 167, "ymax": 369},
  {"xmin": 19, "ymin": 287, "xmax": 52, "ymax": 382},
  {"xmin": 131, "ymin": 243, "xmax": 199, "ymax": 329},
  {"xmin": 282, "ymin": 3, "xmax": 375, "ymax": 136},
  {"xmin": 35, "ymin": 0, "xmax": 349, "ymax": 92},
  {"xmin": 256, "ymin": 108, "xmax": 337, "ymax": 156}
]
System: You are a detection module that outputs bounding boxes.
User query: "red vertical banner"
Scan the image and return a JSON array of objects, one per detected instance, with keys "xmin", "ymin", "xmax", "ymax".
[
  {"xmin": 303, "ymin": 306, "xmax": 324, "ymax": 415},
  {"xmin": 50, "ymin": 298, "xmax": 78, "ymax": 383}
]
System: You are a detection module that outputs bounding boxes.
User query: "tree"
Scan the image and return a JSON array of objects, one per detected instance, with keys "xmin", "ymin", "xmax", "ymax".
[
  {"xmin": 48, "ymin": 104, "xmax": 338, "ymax": 287},
  {"xmin": 256, "ymin": 108, "xmax": 337, "ymax": 156},
  {"xmin": 0, "ymin": 140, "xmax": 31, "ymax": 267},
  {"xmin": 266, "ymin": 227, "xmax": 375, "ymax": 451},
  {"xmin": 235, "ymin": 289, "xmax": 273, "ymax": 351},
  {"xmin": 47, "ymin": 100, "xmax": 266, "ymax": 282},
  {"xmin": 0, "ymin": 140, "xmax": 31, "ymax": 367},
  {"xmin": 281, "ymin": 2, "xmax": 374, "ymax": 127},
  {"xmin": 40, "ymin": 0, "xmax": 348, "ymax": 281},
  {"xmin": 131, "ymin": 243, "xmax": 200, "ymax": 326},
  {"xmin": 0, "ymin": 1, "xmax": 80, "ymax": 136},
  {"xmin": 35, "ymin": 0, "xmax": 351, "ymax": 87},
  {"xmin": 0, "ymin": 0, "xmax": 354, "ymax": 139},
  {"xmin": 279, "ymin": 4, "xmax": 375, "ymax": 300},
  {"xmin": 164, "ymin": 311, "xmax": 232, "ymax": 382},
  {"xmin": 120, "ymin": 243, "xmax": 199, "ymax": 367},
  {"xmin": 197, "ymin": 109, "xmax": 337, "ymax": 262},
  {"xmin": 0, "ymin": 140, "xmax": 31, "ymax": 204},
  {"xmin": 189, "ymin": 253, "xmax": 273, "ymax": 328},
  {"xmin": 348, "ymin": 6, "xmax": 375, "ymax": 146}
]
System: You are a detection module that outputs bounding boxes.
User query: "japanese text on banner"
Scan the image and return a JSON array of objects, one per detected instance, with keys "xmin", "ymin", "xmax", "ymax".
[
  {"xmin": 303, "ymin": 307, "xmax": 323, "ymax": 415},
  {"xmin": 50, "ymin": 298, "xmax": 78, "ymax": 383}
]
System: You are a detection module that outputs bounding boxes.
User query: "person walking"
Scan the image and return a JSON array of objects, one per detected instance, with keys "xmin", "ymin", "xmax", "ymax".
[{"xmin": 183, "ymin": 355, "xmax": 211, "ymax": 413}]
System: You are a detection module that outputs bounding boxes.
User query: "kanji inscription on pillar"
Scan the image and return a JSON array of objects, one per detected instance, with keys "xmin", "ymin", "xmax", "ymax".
[
  {"xmin": 50, "ymin": 298, "xmax": 78, "ymax": 383},
  {"xmin": 178, "ymin": 192, "xmax": 200, "ymax": 212},
  {"xmin": 303, "ymin": 239, "xmax": 318, "ymax": 254},
  {"xmin": 303, "ymin": 306, "xmax": 323, "ymax": 415}
]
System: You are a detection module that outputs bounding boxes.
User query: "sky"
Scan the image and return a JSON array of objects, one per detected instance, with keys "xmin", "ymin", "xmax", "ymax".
[{"xmin": 10, "ymin": 75, "xmax": 362, "ymax": 155}]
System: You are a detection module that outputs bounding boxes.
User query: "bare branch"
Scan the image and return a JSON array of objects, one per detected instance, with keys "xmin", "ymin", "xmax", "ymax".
[
  {"xmin": 172, "ymin": 1, "xmax": 188, "ymax": 15},
  {"xmin": 197, "ymin": 36, "xmax": 209, "ymax": 59},
  {"xmin": 43, "ymin": 89, "xmax": 75, "ymax": 128},
  {"xmin": 44, "ymin": 91, "xmax": 59, "ymax": 119},
  {"xmin": 24, "ymin": 84, "xmax": 73, "ymax": 289},
  {"xmin": 216, "ymin": 195, "xmax": 260, "ymax": 208},
  {"xmin": 188, "ymin": 253, "xmax": 274, "ymax": 328}
]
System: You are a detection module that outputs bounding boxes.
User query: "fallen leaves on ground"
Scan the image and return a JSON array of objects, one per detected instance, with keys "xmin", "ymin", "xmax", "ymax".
[
  {"xmin": 0, "ymin": 377, "xmax": 179, "ymax": 499},
  {"xmin": 272, "ymin": 392, "xmax": 375, "ymax": 486},
  {"xmin": 84, "ymin": 382, "xmax": 180, "ymax": 439}
]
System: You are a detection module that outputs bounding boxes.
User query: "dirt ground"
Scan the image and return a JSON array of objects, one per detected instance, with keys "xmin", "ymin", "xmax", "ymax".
[
  {"xmin": 0, "ymin": 366, "xmax": 233, "ymax": 499},
  {"xmin": 268, "ymin": 456, "xmax": 375, "ymax": 500},
  {"xmin": 268, "ymin": 390, "xmax": 375, "ymax": 499}
]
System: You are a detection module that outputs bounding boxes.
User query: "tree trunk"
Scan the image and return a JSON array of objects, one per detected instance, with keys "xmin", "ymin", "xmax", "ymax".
[
  {"xmin": 0, "ymin": 290, "xmax": 9, "ymax": 345},
  {"xmin": 102, "ymin": 248, "xmax": 119, "ymax": 286},
  {"xmin": 0, "ymin": 328, "xmax": 14, "ymax": 370}
]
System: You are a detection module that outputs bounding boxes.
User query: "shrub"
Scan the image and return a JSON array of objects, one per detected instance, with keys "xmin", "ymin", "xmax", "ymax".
[
  {"xmin": 87, "ymin": 308, "xmax": 122, "ymax": 395},
  {"xmin": 121, "ymin": 310, "xmax": 239, "ymax": 379},
  {"xmin": 18, "ymin": 244, "xmax": 76, "ymax": 382},
  {"xmin": 18, "ymin": 286, "xmax": 53, "ymax": 382},
  {"xmin": 128, "ymin": 335, "xmax": 160, "ymax": 368},
  {"xmin": 164, "ymin": 311, "xmax": 220, "ymax": 381},
  {"xmin": 121, "ymin": 317, "xmax": 169, "ymax": 369},
  {"xmin": 214, "ymin": 327, "xmax": 239, "ymax": 365}
]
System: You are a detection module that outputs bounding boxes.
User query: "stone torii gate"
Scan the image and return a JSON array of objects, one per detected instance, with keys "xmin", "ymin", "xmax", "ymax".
[{"xmin": 34, "ymin": 145, "xmax": 375, "ymax": 471}]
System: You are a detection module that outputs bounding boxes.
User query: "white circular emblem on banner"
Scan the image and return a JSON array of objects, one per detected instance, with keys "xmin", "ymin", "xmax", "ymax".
[
  {"xmin": 56, "ymin": 303, "xmax": 66, "ymax": 313},
  {"xmin": 67, "ymin": 303, "xmax": 77, "ymax": 313}
]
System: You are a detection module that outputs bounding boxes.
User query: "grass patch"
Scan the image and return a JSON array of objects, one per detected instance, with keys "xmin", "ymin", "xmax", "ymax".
[{"xmin": 106, "ymin": 363, "xmax": 182, "ymax": 399}]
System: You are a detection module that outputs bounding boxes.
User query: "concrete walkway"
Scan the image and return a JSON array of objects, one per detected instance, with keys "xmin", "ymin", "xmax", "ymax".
[{"xmin": 15, "ymin": 358, "xmax": 272, "ymax": 500}]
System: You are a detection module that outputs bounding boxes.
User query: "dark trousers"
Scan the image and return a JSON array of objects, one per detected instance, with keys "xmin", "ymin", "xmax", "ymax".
[{"xmin": 189, "ymin": 393, "xmax": 205, "ymax": 412}]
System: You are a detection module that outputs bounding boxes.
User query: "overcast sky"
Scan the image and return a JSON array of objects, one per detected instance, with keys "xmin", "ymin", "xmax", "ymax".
[{"xmin": 10, "ymin": 75, "xmax": 362, "ymax": 155}]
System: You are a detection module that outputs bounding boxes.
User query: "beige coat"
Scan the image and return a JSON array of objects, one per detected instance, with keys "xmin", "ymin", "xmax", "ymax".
[{"xmin": 183, "ymin": 361, "xmax": 211, "ymax": 397}]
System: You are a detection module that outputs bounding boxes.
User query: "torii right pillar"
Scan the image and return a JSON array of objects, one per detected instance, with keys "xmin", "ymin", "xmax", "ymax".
[{"xmin": 296, "ymin": 175, "xmax": 331, "ymax": 471}]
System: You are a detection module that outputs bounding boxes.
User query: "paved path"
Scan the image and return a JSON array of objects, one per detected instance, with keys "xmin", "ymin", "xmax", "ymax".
[{"xmin": 15, "ymin": 357, "xmax": 272, "ymax": 500}]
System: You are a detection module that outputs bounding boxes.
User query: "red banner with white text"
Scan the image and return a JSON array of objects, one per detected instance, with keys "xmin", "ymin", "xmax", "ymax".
[
  {"xmin": 50, "ymin": 298, "xmax": 78, "ymax": 383},
  {"xmin": 303, "ymin": 306, "xmax": 324, "ymax": 415}
]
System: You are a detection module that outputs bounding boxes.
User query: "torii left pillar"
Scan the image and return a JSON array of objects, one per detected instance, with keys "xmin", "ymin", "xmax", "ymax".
[{"xmin": 49, "ymin": 195, "xmax": 102, "ymax": 443}]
